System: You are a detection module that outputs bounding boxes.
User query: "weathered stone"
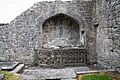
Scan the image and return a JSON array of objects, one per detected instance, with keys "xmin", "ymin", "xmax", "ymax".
[
  {"xmin": 0, "ymin": 0, "xmax": 119, "ymax": 70},
  {"xmin": 73, "ymin": 67, "xmax": 90, "ymax": 73},
  {"xmin": 35, "ymin": 49, "xmax": 86, "ymax": 68},
  {"xmin": 21, "ymin": 68, "xmax": 76, "ymax": 80},
  {"xmin": 96, "ymin": 0, "xmax": 120, "ymax": 69},
  {"xmin": 0, "ymin": 62, "xmax": 19, "ymax": 70},
  {"xmin": 0, "ymin": 0, "xmax": 97, "ymax": 67}
]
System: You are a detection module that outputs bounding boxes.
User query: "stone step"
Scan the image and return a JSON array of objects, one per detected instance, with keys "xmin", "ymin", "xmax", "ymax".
[
  {"xmin": 0, "ymin": 62, "xmax": 19, "ymax": 71},
  {"xmin": 11, "ymin": 64, "xmax": 25, "ymax": 74}
]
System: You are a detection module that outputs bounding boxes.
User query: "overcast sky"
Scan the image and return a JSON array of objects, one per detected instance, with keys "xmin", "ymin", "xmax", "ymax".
[{"xmin": 0, "ymin": 0, "xmax": 71, "ymax": 23}]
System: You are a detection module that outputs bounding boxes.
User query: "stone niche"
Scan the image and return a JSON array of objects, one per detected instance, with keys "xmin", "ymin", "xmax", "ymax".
[
  {"xmin": 42, "ymin": 13, "xmax": 81, "ymax": 49},
  {"xmin": 35, "ymin": 13, "xmax": 87, "ymax": 68}
]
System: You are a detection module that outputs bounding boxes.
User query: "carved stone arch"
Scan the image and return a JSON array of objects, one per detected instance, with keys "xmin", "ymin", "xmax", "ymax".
[
  {"xmin": 36, "ymin": 11, "xmax": 87, "ymax": 29},
  {"xmin": 36, "ymin": 11, "xmax": 87, "ymax": 48},
  {"xmin": 42, "ymin": 13, "xmax": 81, "ymax": 48},
  {"xmin": 42, "ymin": 13, "xmax": 80, "ymax": 27}
]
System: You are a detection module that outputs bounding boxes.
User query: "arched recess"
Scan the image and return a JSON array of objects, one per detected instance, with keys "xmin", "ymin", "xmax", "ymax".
[
  {"xmin": 34, "ymin": 3, "xmax": 88, "ymax": 67},
  {"xmin": 36, "ymin": 11, "xmax": 87, "ymax": 48},
  {"xmin": 42, "ymin": 13, "xmax": 80, "ymax": 48}
]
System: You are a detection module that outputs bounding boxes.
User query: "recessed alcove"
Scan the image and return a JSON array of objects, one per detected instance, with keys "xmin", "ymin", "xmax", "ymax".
[
  {"xmin": 34, "ymin": 13, "xmax": 87, "ymax": 67},
  {"xmin": 42, "ymin": 13, "xmax": 80, "ymax": 49}
]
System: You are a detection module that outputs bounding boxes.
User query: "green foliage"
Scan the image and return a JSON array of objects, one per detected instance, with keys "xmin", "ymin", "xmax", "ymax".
[
  {"xmin": 81, "ymin": 74, "xmax": 112, "ymax": 80},
  {"xmin": 0, "ymin": 70, "xmax": 19, "ymax": 80}
]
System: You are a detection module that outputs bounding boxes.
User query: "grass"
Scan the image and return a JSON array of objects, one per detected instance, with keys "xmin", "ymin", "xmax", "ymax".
[
  {"xmin": 0, "ymin": 70, "xmax": 19, "ymax": 80},
  {"xmin": 81, "ymin": 74, "xmax": 112, "ymax": 80},
  {"xmin": 76, "ymin": 72, "xmax": 116, "ymax": 80}
]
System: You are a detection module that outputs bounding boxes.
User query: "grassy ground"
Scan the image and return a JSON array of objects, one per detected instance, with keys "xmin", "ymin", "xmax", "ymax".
[
  {"xmin": 77, "ymin": 72, "xmax": 120, "ymax": 80},
  {"xmin": 81, "ymin": 74, "xmax": 112, "ymax": 80},
  {"xmin": 0, "ymin": 70, "xmax": 20, "ymax": 80}
]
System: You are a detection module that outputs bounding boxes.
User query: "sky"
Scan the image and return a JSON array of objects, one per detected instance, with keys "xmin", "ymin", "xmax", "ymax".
[{"xmin": 0, "ymin": 0, "xmax": 71, "ymax": 23}]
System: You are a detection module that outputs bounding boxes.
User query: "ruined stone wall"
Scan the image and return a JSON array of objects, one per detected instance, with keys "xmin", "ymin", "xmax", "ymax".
[
  {"xmin": 0, "ymin": 1, "xmax": 96, "ymax": 65},
  {"xmin": 107, "ymin": 0, "xmax": 120, "ymax": 69},
  {"xmin": 96, "ymin": 0, "xmax": 120, "ymax": 69},
  {"xmin": 0, "ymin": 24, "xmax": 10, "ymax": 61},
  {"xmin": 84, "ymin": 0, "xmax": 97, "ymax": 63}
]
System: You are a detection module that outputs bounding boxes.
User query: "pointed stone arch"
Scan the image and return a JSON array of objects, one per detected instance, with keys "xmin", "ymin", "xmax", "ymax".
[
  {"xmin": 36, "ymin": 11, "xmax": 87, "ymax": 29},
  {"xmin": 36, "ymin": 11, "xmax": 87, "ymax": 48},
  {"xmin": 42, "ymin": 13, "xmax": 80, "ymax": 48}
]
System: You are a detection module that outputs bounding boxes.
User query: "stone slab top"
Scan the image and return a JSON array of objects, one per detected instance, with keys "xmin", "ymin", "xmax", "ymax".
[
  {"xmin": 0, "ymin": 62, "xmax": 19, "ymax": 70},
  {"xmin": 72, "ymin": 67, "xmax": 90, "ymax": 73},
  {"xmin": 22, "ymin": 67, "xmax": 77, "ymax": 79},
  {"xmin": 21, "ymin": 66, "xmax": 90, "ymax": 80}
]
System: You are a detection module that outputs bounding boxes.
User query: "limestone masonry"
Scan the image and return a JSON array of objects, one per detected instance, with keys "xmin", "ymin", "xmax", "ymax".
[{"xmin": 0, "ymin": 0, "xmax": 120, "ymax": 69}]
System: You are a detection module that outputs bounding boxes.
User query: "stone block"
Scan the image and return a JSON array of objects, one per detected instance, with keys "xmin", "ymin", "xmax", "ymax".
[
  {"xmin": 21, "ymin": 68, "xmax": 76, "ymax": 80},
  {"xmin": 0, "ymin": 62, "xmax": 19, "ymax": 70}
]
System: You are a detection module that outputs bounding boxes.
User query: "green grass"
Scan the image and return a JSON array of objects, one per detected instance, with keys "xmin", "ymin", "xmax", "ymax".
[
  {"xmin": 0, "ymin": 70, "xmax": 19, "ymax": 80},
  {"xmin": 81, "ymin": 74, "xmax": 112, "ymax": 80}
]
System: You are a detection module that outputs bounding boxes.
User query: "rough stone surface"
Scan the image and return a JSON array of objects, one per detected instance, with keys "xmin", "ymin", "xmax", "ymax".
[
  {"xmin": 21, "ymin": 68, "xmax": 76, "ymax": 80},
  {"xmin": 0, "ymin": 0, "xmax": 119, "ymax": 70},
  {"xmin": 0, "ymin": 24, "xmax": 10, "ymax": 61},
  {"xmin": 96, "ymin": 0, "xmax": 120, "ymax": 69},
  {"xmin": 73, "ymin": 66, "xmax": 90, "ymax": 73},
  {"xmin": 0, "ymin": 62, "xmax": 19, "ymax": 70},
  {"xmin": 35, "ymin": 49, "xmax": 86, "ymax": 68},
  {"xmin": 21, "ymin": 66, "xmax": 90, "ymax": 80},
  {"xmin": 0, "ymin": 0, "xmax": 96, "ymax": 67}
]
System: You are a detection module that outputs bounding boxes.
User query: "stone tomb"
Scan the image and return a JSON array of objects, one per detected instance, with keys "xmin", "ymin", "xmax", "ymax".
[
  {"xmin": 33, "ymin": 13, "xmax": 87, "ymax": 68},
  {"xmin": 0, "ymin": 62, "xmax": 19, "ymax": 70},
  {"xmin": 35, "ymin": 48, "xmax": 86, "ymax": 68}
]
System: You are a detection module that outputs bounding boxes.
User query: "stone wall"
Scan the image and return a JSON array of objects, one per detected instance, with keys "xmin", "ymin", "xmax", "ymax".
[
  {"xmin": 107, "ymin": 0, "xmax": 120, "ymax": 69},
  {"xmin": 96, "ymin": 0, "xmax": 120, "ymax": 69},
  {"xmin": 0, "ymin": 0, "xmax": 119, "ymax": 69},
  {"xmin": 0, "ymin": 0, "xmax": 96, "ymax": 66},
  {"xmin": 0, "ymin": 24, "xmax": 10, "ymax": 61}
]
